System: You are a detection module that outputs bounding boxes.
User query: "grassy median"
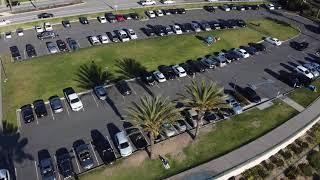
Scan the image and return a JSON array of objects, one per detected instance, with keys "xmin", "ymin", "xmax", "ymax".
[
  {"xmin": 288, "ymin": 80, "xmax": 320, "ymax": 107},
  {"xmin": 1, "ymin": 18, "xmax": 299, "ymax": 128},
  {"xmin": 80, "ymin": 100, "xmax": 298, "ymax": 180}
]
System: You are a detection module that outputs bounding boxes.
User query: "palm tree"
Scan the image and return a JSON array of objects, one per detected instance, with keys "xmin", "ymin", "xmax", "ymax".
[
  {"xmin": 127, "ymin": 96, "xmax": 180, "ymax": 159},
  {"xmin": 75, "ymin": 61, "xmax": 113, "ymax": 89},
  {"xmin": 178, "ymin": 80, "xmax": 227, "ymax": 139},
  {"xmin": 115, "ymin": 58, "xmax": 146, "ymax": 79}
]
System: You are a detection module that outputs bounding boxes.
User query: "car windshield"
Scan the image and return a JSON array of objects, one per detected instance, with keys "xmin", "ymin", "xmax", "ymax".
[
  {"xmin": 51, "ymin": 99, "xmax": 62, "ymax": 109},
  {"xmin": 79, "ymin": 151, "xmax": 90, "ymax": 160},
  {"xmin": 146, "ymin": 76, "xmax": 153, "ymax": 80},
  {"xmin": 120, "ymin": 142, "xmax": 129, "ymax": 149},
  {"xmin": 96, "ymin": 87, "xmax": 106, "ymax": 96},
  {"xmin": 71, "ymin": 98, "xmax": 79, "ymax": 104}
]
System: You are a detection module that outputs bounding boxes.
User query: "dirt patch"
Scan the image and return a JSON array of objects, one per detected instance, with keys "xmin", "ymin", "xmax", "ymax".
[
  {"xmin": 172, "ymin": 151, "xmax": 187, "ymax": 162},
  {"xmin": 122, "ymin": 150, "xmax": 149, "ymax": 168},
  {"xmin": 251, "ymin": 120, "xmax": 261, "ymax": 128}
]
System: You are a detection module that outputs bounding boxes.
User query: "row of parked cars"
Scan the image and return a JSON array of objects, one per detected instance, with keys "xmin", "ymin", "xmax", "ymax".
[{"xmin": 145, "ymin": 8, "xmax": 186, "ymax": 18}]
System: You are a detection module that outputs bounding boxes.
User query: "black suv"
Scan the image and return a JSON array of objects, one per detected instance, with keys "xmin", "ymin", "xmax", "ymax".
[
  {"xmin": 105, "ymin": 13, "xmax": 117, "ymax": 23},
  {"xmin": 79, "ymin": 17, "xmax": 89, "ymax": 24},
  {"xmin": 248, "ymin": 42, "xmax": 266, "ymax": 51},
  {"xmin": 180, "ymin": 63, "xmax": 195, "ymax": 76},
  {"xmin": 141, "ymin": 27, "xmax": 155, "ymax": 37},
  {"xmin": 21, "ymin": 104, "xmax": 34, "ymax": 123},
  {"xmin": 240, "ymin": 87, "xmax": 261, "ymax": 103},
  {"xmin": 239, "ymin": 45, "xmax": 258, "ymax": 55},
  {"xmin": 153, "ymin": 25, "xmax": 166, "ymax": 36},
  {"xmin": 116, "ymin": 80, "xmax": 132, "ymax": 95},
  {"xmin": 181, "ymin": 23, "xmax": 193, "ymax": 32},
  {"xmin": 142, "ymin": 72, "xmax": 156, "ymax": 86},
  {"xmin": 107, "ymin": 31, "xmax": 120, "ymax": 42},
  {"xmin": 66, "ymin": 38, "xmax": 79, "ymax": 50},
  {"xmin": 62, "ymin": 20, "xmax": 71, "ymax": 28},
  {"xmin": 159, "ymin": 65, "xmax": 176, "ymax": 80},
  {"xmin": 177, "ymin": 8, "xmax": 186, "ymax": 14},
  {"xmin": 33, "ymin": 99, "xmax": 48, "ymax": 118},
  {"xmin": 56, "ymin": 39, "xmax": 69, "ymax": 52},
  {"xmin": 234, "ymin": 19, "xmax": 247, "ymax": 27},
  {"xmin": 37, "ymin": 13, "xmax": 53, "ymax": 19},
  {"xmin": 204, "ymin": 5, "xmax": 215, "ymax": 12},
  {"xmin": 186, "ymin": 60, "xmax": 205, "ymax": 73},
  {"xmin": 37, "ymin": 31, "xmax": 58, "ymax": 40},
  {"xmin": 290, "ymin": 41, "xmax": 309, "ymax": 51},
  {"xmin": 91, "ymin": 130, "xmax": 116, "ymax": 164},
  {"xmin": 56, "ymin": 148, "xmax": 75, "ymax": 179},
  {"xmin": 10, "ymin": 46, "xmax": 21, "ymax": 60},
  {"xmin": 38, "ymin": 150, "xmax": 55, "ymax": 180},
  {"xmin": 26, "ymin": 44, "xmax": 37, "ymax": 58}
]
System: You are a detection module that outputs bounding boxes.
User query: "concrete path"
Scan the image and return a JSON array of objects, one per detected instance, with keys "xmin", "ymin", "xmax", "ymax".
[{"xmin": 280, "ymin": 96, "xmax": 305, "ymax": 112}]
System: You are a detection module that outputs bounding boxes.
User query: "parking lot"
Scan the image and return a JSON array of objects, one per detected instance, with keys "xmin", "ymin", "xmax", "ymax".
[{"xmin": 7, "ymin": 6, "xmax": 320, "ymax": 180}]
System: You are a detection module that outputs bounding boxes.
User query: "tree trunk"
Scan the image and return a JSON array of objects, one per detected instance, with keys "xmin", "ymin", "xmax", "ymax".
[
  {"xmin": 149, "ymin": 132, "xmax": 155, "ymax": 159},
  {"xmin": 7, "ymin": 0, "xmax": 12, "ymax": 11},
  {"xmin": 194, "ymin": 112, "xmax": 204, "ymax": 140}
]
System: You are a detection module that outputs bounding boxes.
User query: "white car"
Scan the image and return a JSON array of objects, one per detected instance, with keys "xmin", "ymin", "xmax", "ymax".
[
  {"xmin": 98, "ymin": 35, "xmax": 109, "ymax": 44},
  {"xmin": 295, "ymin": 65, "xmax": 314, "ymax": 79},
  {"xmin": 155, "ymin": 10, "xmax": 164, "ymax": 17},
  {"xmin": 124, "ymin": 29, "xmax": 138, "ymax": 39},
  {"xmin": 63, "ymin": 87, "xmax": 83, "ymax": 111},
  {"xmin": 265, "ymin": 37, "xmax": 282, "ymax": 46},
  {"xmin": 172, "ymin": 24, "xmax": 182, "ymax": 34},
  {"xmin": 35, "ymin": 25, "xmax": 44, "ymax": 33},
  {"xmin": 266, "ymin": 3, "xmax": 275, "ymax": 10},
  {"xmin": 44, "ymin": 22, "xmax": 53, "ymax": 31},
  {"xmin": 115, "ymin": 131, "xmax": 133, "ymax": 157},
  {"xmin": 303, "ymin": 63, "xmax": 319, "ymax": 78},
  {"xmin": 98, "ymin": 16, "xmax": 107, "ymax": 23},
  {"xmin": 117, "ymin": 30, "xmax": 130, "ymax": 42},
  {"xmin": 232, "ymin": 48, "xmax": 250, "ymax": 58},
  {"xmin": 5, "ymin": 32, "xmax": 12, "ymax": 39},
  {"xmin": 0, "ymin": 169, "xmax": 10, "ymax": 180},
  {"xmin": 140, "ymin": 0, "xmax": 156, "ymax": 6},
  {"xmin": 162, "ymin": 0, "xmax": 175, "ymax": 4},
  {"xmin": 221, "ymin": 5, "xmax": 230, "ymax": 11},
  {"xmin": 89, "ymin": 36, "xmax": 101, "ymax": 45},
  {"xmin": 153, "ymin": 71, "xmax": 166, "ymax": 82},
  {"xmin": 16, "ymin": 28, "xmax": 24, "ymax": 36},
  {"xmin": 172, "ymin": 65, "xmax": 187, "ymax": 77},
  {"xmin": 161, "ymin": 123, "xmax": 176, "ymax": 137},
  {"xmin": 146, "ymin": 10, "xmax": 156, "ymax": 18},
  {"xmin": 0, "ymin": 19, "xmax": 10, "ymax": 26}
]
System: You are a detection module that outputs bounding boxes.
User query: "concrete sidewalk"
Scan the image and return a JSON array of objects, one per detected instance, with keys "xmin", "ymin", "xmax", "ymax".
[{"xmin": 280, "ymin": 96, "xmax": 305, "ymax": 112}]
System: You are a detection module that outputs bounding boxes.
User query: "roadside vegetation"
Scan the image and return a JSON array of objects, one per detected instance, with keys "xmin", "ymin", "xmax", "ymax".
[
  {"xmin": 288, "ymin": 80, "xmax": 320, "ymax": 107},
  {"xmin": 1, "ymin": 18, "xmax": 299, "ymax": 128},
  {"xmin": 80, "ymin": 100, "xmax": 298, "ymax": 180}
]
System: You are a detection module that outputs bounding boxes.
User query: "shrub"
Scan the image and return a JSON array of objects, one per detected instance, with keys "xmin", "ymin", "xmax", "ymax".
[
  {"xmin": 261, "ymin": 160, "xmax": 274, "ymax": 171},
  {"xmin": 298, "ymin": 163, "xmax": 313, "ymax": 177},
  {"xmin": 307, "ymin": 150, "xmax": 320, "ymax": 171},
  {"xmin": 270, "ymin": 156, "xmax": 284, "ymax": 167},
  {"xmin": 306, "ymin": 136, "xmax": 315, "ymax": 144},
  {"xmin": 279, "ymin": 150, "xmax": 292, "ymax": 160},
  {"xmin": 289, "ymin": 144, "xmax": 303, "ymax": 155},
  {"xmin": 295, "ymin": 139, "xmax": 309, "ymax": 149},
  {"xmin": 307, "ymin": 130, "xmax": 316, "ymax": 138},
  {"xmin": 284, "ymin": 165, "xmax": 299, "ymax": 179}
]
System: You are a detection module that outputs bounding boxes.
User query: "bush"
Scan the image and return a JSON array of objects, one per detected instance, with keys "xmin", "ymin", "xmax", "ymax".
[
  {"xmin": 270, "ymin": 156, "xmax": 284, "ymax": 167},
  {"xmin": 298, "ymin": 163, "xmax": 313, "ymax": 177},
  {"xmin": 284, "ymin": 165, "xmax": 299, "ymax": 179},
  {"xmin": 307, "ymin": 130, "xmax": 316, "ymax": 138},
  {"xmin": 307, "ymin": 150, "xmax": 320, "ymax": 171},
  {"xmin": 279, "ymin": 150, "xmax": 292, "ymax": 160},
  {"xmin": 289, "ymin": 144, "xmax": 303, "ymax": 155},
  {"xmin": 295, "ymin": 139, "xmax": 309, "ymax": 149},
  {"xmin": 306, "ymin": 136, "xmax": 315, "ymax": 144},
  {"xmin": 261, "ymin": 160, "xmax": 274, "ymax": 171}
]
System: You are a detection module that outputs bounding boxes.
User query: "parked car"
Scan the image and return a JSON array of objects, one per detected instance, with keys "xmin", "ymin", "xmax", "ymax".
[
  {"xmin": 265, "ymin": 36, "xmax": 282, "ymax": 46},
  {"xmin": 141, "ymin": 27, "xmax": 156, "ymax": 37},
  {"xmin": 153, "ymin": 71, "xmax": 166, "ymax": 82},
  {"xmin": 146, "ymin": 10, "xmax": 157, "ymax": 18},
  {"xmin": 172, "ymin": 24, "xmax": 183, "ymax": 34},
  {"xmin": 115, "ymin": 14, "xmax": 125, "ymax": 22},
  {"xmin": 26, "ymin": 44, "xmax": 37, "ymax": 58},
  {"xmin": 169, "ymin": 8, "xmax": 179, "ymax": 14},
  {"xmin": 225, "ymin": 51, "xmax": 240, "ymax": 61},
  {"xmin": 153, "ymin": 25, "xmax": 166, "ymax": 36},
  {"xmin": 93, "ymin": 86, "xmax": 107, "ymax": 100},
  {"xmin": 49, "ymin": 96, "xmax": 63, "ymax": 113},
  {"xmin": 38, "ymin": 150, "xmax": 56, "ymax": 180},
  {"xmin": 161, "ymin": 123, "xmax": 176, "ymax": 137},
  {"xmin": 248, "ymin": 42, "xmax": 266, "ymax": 51},
  {"xmin": 210, "ymin": 56, "xmax": 226, "ymax": 67},
  {"xmin": 173, "ymin": 120, "xmax": 187, "ymax": 132},
  {"xmin": 9, "ymin": 46, "xmax": 21, "ymax": 60},
  {"xmin": 185, "ymin": 109, "xmax": 198, "ymax": 128},
  {"xmin": 66, "ymin": 38, "xmax": 79, "ymax": 50},
  {"xmin": 73, "ymin": 140, "xmax": 94, "ymax": 170},
  {"xmin": 162, "ymin": 9, "xmax": 171, "ymax": 15},
  {"xmin": 172, "ymin": 65, "xmax": 187, "ymax": 77},
  {"xmin": 265, "ymin": 3, "xmax": 275, "ymax": 10},
  {"xmin": 281, "ymin": 72, "xmax": 302, "ymax": 88},
  {"xmin": 237, "ymin": 5, "xmax": 245, "ymax": 11},
  {"xmin": 180, "ymin": 63, "xmax": 196, "ymax": 76},
  {"xmin": 220, "ymin": 5, "xmax": 231, "ymax": 11},
  {"xmin": 79, "ymin": 17, "xmax": 89, "ymax": 24},
  {"xmin": 232, "ymin": 48, "xmax": 250, "ymax": 58},
  {"xmin": 181, "ymin": 23, "xmax": 193, "ymax": 32},
  {"xmin": 56, "ymin": 148, "xmax": 75, "ymax": 179},
  {"xmin": 215, "ymin": 52, "xmax": 231, "ymax": 64},
  {"xmin": 239, "ymin": 45, "xmax": 257, "ymax": 55},
  {"xmin": 5, "ymin": 32, "xmax": 11, "ymax": 39},
  {"xmin": 161, "ymin": 0, "xmax": 175, "ymax": 4},
  {"xmin": 37, "ymin": 31, "xmax": 58, "ymax": 40},
  {"xmin": 116, "ymin": 80, "xmax": 132, "ymax": 95},
  {"xmin": 199, "ymin": 21, "xmax": 211, "ymax": 31},
  {"xmin": 140, "ymin": 0, "xmax": 156, "ymax": 6},
  {"xmin": 191, "ymin": 22, "xmax": 201, "ymax": 32},
  {"xmin": 21, "ymin": 104, "xmax": 34, "ymax": 123},
  {"xmin": 186, "ymin": 60, "xmax": 205, "ymax": 73},
  {"xmin": 159, "ymin": 65, "xmax": 176, "ymax": 80},
  {"xmin": 115, "ymin": 131, "xmax": 133, "ymax": 157},
  {"xmin": 290, "ymin": 41, "xmax": 309, "ymax": 51},
  {"xmin": 98, "ymin": 16, "xmax": 107, "ymax": 23},
  {"xmin": 89, "ymin": 36, "xmax": 101, "ymax": 45},
  {"xmin": 126, "ymin": 128, "xmax": 148, "ymax": 149},
  {"xmin": 56, "ymin": 39, "xmax": 69, "ymax": 52},
  {"xmin": 98, "ymin": 34, "xmax": 109, "ymax": 44},
  {"xmin": 16, "ymin": 28, "xmax": 23, "ymax": 36},
  {"xmin": 124, "ymin": 28, "xmax": 138, "ymax": 39},
  {"xmin": 35, "ymin": 25, "xmax": 44, "ymax": 33},
  {"xmin": 62, "ymin": 20, "xmax": 71, "ymax": 28},
  {"xmin": 164, "ymin": 26, "xmax": 174, "ymax": 35},
  {"xmin": 199, "ymin": 57, "xmax": 217, "ymax": 69},
  {"xmin": 107, "ymin": 31, "xmax": 120, "ymax": 42},
  {"xmin": 234, "ymin": 19, "xmax": 247, "ymax": 27},
  {"xmin": 177, "ymin": 8, "xmax": 186, "ymax": 14},
  {"xmin": 226, "ymin": 96, "xmax": 243, "ymax": 114},
  {"xmin": 44, "ymin": 22, "xmax": 53, "ymax": 31},
  {"xmin": 240, "ymin": 87, "xmax": 261, "ymax": 103},
  {"xmin": 0, "ymin": 169, "xmax": 10, "ymax": 180},
  {"xmin": 91, "ymin": 130, "xmax": 116, "ymax": 164},
  {"xmin": 129, "ymin": 13, "xmax": 139, "ymax": 20},
  {"xmin": 204, "ymin": 5, "xmax": 215, "ymax": 12},
  {"xmin": 63, "ymin": 87, "xmax": 83, "ymax": 111},
  {"xmin": 105, "ymin": 13, "xmax": 117, "ymax": 23},
  {"xmin": 46, "ymin": 41, "xmax": 59, "ymax": 54},
  {"xmin": 295, "ymin": 65, "xmax": 314, "ymax": 79},
  {"xmin": 38, "ymin": 13, "xmax": 53, "ymax": 19},
  {"xmin": 33, "ymin": 100, "xmax": 48, "ymax": 118},
  {"xmin": 208, "ymin": 21, "xmax": 221, "ymax": 30},
  {"xmin": 155, "ymin": 9, "xmax": 164, "ymax": 16},
  {"xmin": 303, "ymin": 63, "xmax": 319, "ymax": 78},
  {"xmin": 142, "ymin": 72, "xmax": 156, "ymax": 86}
]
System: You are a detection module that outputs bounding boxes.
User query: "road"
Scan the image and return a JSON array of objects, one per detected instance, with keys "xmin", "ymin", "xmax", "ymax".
[{"xmin": 5, "ymin": 8, "xmax": 319, "ymax": 180}]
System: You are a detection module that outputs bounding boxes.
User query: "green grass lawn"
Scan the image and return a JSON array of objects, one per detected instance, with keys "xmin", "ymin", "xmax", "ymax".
[
  {"xmin": 80, "ymin": 100, "xmax": 298, "ymax": 180},
  {"xmin": 1, "ymin": 18, "xmax": 299, "ymax": 128},
  {"xmin": 0, "ymin": 1, "xmax": 266, "ymax": 32},
  {"xmin": 288, "ymin": 80, "xmax": 320, "ymax": 107}
]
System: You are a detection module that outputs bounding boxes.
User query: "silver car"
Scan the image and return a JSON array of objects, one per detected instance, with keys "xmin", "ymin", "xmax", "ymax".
[
  {"xmin": 161, "ymin": 123, "xmax": 176, "ymax": 137},
  {"xmin": 303, "ymin": 63, "xmax": 319, "ymax": 78},
  {"xmin": 46, "ymin": 42, "xmax": 59, "ymax": 54}
]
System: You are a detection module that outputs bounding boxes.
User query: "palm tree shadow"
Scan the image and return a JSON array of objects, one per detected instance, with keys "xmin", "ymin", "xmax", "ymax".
[
  {"xmin": 115, "ymin": 58, "xmax": 154, "ymax": 96},
  {"xmin": 105, "ymin": 97, "xmax": 124, "ymax": 120},
  {"xmin": 1, "ymin": 122, "xmax": 34, "ymax": 180},
  {"xmin": 74, "ymin": 61, "xmax": 113, "ymax": 89}
]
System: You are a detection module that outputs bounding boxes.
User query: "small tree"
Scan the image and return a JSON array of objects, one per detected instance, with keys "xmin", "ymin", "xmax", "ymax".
[
  {"xmin": 307, "ymin": 150, "xmax": 320, "ymax": 171},
  {"xmin": 298, "ymin": 163, "xmax": 313, "ymax": 177},
  {"xmin": 285, "ymin": 165, "xmax": 299, "ymax": 179}
]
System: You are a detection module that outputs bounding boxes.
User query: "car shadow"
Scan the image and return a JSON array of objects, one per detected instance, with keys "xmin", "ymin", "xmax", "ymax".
[
  {"xmin": 297, "ymin": 60, "xmax": 307, "ymax": 66},
  {"xmin": 90, "ymin": 129, "xmax": 106, "ymax": 143},
  {"xmin": 305, "ymin": 24, "xmax": 320, "ymax": 34},
  {"xmin": 123, "ymin": 121, "xmax": 134, "ymax": 130},
  {"xmin": 280, "ymin": 63, "xmax": 294, "ymax": 72},
  {"xmin": 307, "ymin": 53, "xmax": 320, "ymax": 61},
  {"xmin": 105, "ymin": 96, "xmax": 124, "ymax": 120},
  {"xmin": 106, "ymin": 123, "xmax": 121, "ymax": 145},
  {"xmin": 72, "ymin": 139, "xmax": 86, "ymax": 148},
  {"xmin": 287, "ymin": 61, "xmax": 300, "ymax": 67}
]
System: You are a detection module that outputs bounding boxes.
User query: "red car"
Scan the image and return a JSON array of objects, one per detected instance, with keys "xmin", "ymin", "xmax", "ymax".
[{"xmin": 115, "ymin": 14, "xmax": 125, "ymax": 22}]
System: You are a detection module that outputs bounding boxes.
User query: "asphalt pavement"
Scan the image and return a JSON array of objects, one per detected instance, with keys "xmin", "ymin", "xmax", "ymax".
[{"xmin": 6, "ymin": 8, "xmax": 320, "ymax": 180}]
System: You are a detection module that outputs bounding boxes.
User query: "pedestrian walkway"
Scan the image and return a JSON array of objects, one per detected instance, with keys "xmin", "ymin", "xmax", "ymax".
[{"xmin": 280, "ymin": 96, "xmax": 305, "ymax": 112}]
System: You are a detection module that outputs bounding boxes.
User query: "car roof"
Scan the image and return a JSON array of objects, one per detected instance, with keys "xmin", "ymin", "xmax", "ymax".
[{"xmin": 116, "ymin": 131, "xmax": 128, "ymax": 143}]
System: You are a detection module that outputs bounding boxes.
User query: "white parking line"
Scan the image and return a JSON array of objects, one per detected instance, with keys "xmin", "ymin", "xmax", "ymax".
[
  {"xmin": 35, "ymin": 114, "xmax": 39, "ymax": 125},
  {"xmin": 53, "ymin": 155, "xmax": 62, "ymax": 180},
  {"xmin": 105, "ymin": 135, "xmax": 119, "ymax": 158},
  {"xmin": 63, "ymin": 100, "xmax": 70, "ymax": 116},
  {"xmin": 132, "ymin": 88, "xmax": 137, "ymax": 95},
  {"xmin": 122, "ymin": 95, "xmax": 125, "ymax": 102},
  {"xmin": 49, "ymin": 106, "xmax": 55, "ymax": 120},
  {"xmin": 23, "ymin": 50, "xmax": 26, "ymax": 59},
  {"xmin": 72, "ymin": 148, "xmax": 81, "ymax": 173},
  {"xmin": 91, "ymin": 93, "xmax": 99, "ymax": 108},
  {"xmin": 34, "ymin": 161, "xmax": 40, "ymax": 180},
  {"xmin": 90, "ymin": 142, "xmax": 100, "ymax": 165},
  {"xmin": 16, "ymin": 110, "xmax": 21, "ymax": 131},
  {"xmin": 14, "ymin": 167, "xmax": 17, "ymax": 179}
]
